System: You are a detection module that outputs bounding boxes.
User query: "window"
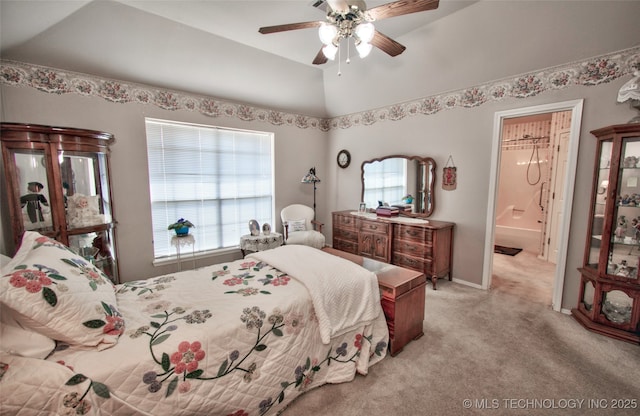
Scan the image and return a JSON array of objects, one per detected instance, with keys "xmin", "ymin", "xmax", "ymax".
[
  {"xmin": 145, "ymin": 118, "xmax": 274, "ymax": 259},
  {"xmin": 362, "ymin": 158, "xmax": 407, "ymax": 208}
]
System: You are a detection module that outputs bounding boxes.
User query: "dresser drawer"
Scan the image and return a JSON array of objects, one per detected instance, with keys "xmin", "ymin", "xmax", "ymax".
[
  {"xmin": 334, "ymin": 227, "xmax": 358, "ymax": 242},
  {"xmin": 394, "ymin": 224, "xmax": 432, "ymax": 243},
  {"xmin": 334, "ymin": 239, "xmax": 358, "ymax": 254},
  {"xmin": 392, "ymin": 252, "xmax": 431, "ymax": 274},
  {"xmin": 359, "ymin": 219, "xmax": 390, "ymax": 235},
  {"xmin": 333, "ymin": 213, "xmax": 356, "ymax": 229},
  {"xmin": 393, "ymin": 238, "xmax": 432, "ymax": 258}
]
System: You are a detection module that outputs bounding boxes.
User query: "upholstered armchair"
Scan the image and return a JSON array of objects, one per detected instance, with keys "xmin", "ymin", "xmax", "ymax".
[{"xmin": 280, "ymin": 204, "xmax": 325, "ymax": 249}]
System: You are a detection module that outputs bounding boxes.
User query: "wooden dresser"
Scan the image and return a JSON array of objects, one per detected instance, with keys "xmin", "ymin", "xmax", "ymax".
[
  {"xmin": 323, "ymin": 247, "xmax": 425, "ymax": 356},
  {"xmin": 332, "ymin": 210, "xmax": 454, "ymax": 289}
]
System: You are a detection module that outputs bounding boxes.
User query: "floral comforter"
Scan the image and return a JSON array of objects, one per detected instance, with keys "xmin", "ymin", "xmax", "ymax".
[{"xmin": 1, "ymin": 248, "xmax": 389, "ymax": 415}]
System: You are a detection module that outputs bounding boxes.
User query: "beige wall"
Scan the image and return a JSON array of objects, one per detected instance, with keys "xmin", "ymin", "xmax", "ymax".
[
  {"xmin": 323, "ymin": 77, "xmax": 636, "ymax": 310},
  {"xmin": 0, "ymin": 86, "xmax": 328, "ymax": 281},
  {"xmin": 0, "ymin": 66, "xmax": 637, "ymax": 310}
]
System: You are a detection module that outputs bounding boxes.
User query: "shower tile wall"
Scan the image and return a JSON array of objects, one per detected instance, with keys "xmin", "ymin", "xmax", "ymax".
[
  {"xmin": 497, "ymin": 119, "xmax": 552, "ymax": 231},
  {"xmin": 496, "ymin": 111, "xmax": 573, "ymax": 256}
]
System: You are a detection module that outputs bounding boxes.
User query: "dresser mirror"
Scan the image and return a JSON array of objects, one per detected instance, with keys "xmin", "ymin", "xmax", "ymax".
[{"xmin": 361, "ymin": 155, "xmax": 436, "ymax": 217}]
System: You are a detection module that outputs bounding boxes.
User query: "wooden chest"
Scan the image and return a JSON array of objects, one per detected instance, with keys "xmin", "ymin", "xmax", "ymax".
[{"xmin": 322, "ymin": 247, "xmax": 425, "ymax": 356}]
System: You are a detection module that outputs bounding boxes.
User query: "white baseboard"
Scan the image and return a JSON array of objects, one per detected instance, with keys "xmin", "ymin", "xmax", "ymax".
[{"xmin": 451, "ymin": 278, "xmax": 483, "ymax": 290}]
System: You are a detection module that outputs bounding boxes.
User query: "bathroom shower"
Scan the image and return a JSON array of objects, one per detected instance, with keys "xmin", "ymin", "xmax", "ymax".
[{"xmin": 496, "ymin": 126, "xmax": 552, "ymax": 255}]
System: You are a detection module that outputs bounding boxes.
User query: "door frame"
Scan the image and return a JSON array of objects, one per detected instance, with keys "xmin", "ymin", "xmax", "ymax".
[
  {"xmin": 542, "ymin": 127, "xmax": 571, "ymax": 262},
  {"xmin": 482, "ymin": 99, "xmax": 584, "ymax": 312}
]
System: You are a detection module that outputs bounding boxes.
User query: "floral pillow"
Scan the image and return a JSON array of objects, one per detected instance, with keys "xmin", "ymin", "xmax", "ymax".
[
  {"xmin": 287, "ymin": 219, "xmax": 307, "ymax": 233},
  {"xmin": 0, "ymin": 303, "xmax": 56, "ymax": 359},
  {"xmin": 0, "ymin": 231, "xmax": 123, "ymax": 350}
]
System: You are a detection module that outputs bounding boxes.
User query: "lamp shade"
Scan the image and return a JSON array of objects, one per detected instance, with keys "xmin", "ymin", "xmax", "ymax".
[
  {"xmin": 356, "ymin": 41, "xmax": 372, "ymax": 58},
  {"xmin": 302, "ymin": 168, "xmax": 321, "ymax": 183},
  {"xmin": 322, "ymin": 43, "xmax": 338, "ymax": 60},
  {"xmin": 618, "ymin": 71, "xmax": 640, "ymax": 103},
  {"xmin": 319, "ymin": 23, "xmax": 337, "ymax": 45},
  {"xmin": 355, "ymin": 22, "xmax": 375, "ymax": 43}
]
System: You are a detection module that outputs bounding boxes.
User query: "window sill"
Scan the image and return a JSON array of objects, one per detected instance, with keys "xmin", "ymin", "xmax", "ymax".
[{"xmin": 152, "ymin": 246, "xmax": 240, "ymax": 267}]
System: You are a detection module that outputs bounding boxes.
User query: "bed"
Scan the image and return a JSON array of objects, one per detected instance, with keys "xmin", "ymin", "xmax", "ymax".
[{"xmin": 0, "ymin": 231, "xmax": 389, "ymax": 415}]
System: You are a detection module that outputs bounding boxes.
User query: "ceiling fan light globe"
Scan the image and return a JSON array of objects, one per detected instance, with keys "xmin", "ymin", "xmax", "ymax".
[
  {"xmin": 356, "ymin": 42, "xmax": 372, "ymax": 58},
  {"xmin": 319, "ymin": 23, "xmax": 338, "ymax": 45},
  {"xmin": 355, "ymin": 22, "xmax": 375, "ymax": 43},
  {"xmin": 322, "ymin": 44, "xmax": 338, "ymax": 60}
]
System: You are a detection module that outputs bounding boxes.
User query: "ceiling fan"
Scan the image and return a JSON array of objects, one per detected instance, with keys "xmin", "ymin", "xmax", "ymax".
[{"xmin": 258, "ymin": 0, "xmax": 440, "ymax": 65}]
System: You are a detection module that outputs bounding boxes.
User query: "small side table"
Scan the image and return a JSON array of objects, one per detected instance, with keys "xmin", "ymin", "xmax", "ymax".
[
  {"xmin": 240, "ymin": 232, "xmax": 283, "ymax": 256},
  {"xmin": 171, "ymin": 234, "xmax": 196, "ymax": 272}
]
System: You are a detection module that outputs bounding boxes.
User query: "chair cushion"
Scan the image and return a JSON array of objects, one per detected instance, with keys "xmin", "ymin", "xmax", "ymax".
[{"xmin": 285, "ymin": 230, "xmax": 325, "ymax": 249}]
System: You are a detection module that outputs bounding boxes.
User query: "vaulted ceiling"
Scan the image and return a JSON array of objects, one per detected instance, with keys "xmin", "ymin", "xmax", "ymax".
[
  {"xmin": 3, "ymin": 1, "xmax": 638, "ymax": 120},
  {"xmin": 0, "ymin": 0, "xmax": 477, "ymax": 117}
]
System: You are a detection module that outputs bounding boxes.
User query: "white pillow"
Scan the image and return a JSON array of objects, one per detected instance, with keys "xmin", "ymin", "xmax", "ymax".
[
  {"xmin": 0, "ymin": 231, "xmax": 123, "ymax": 350},
  {"xmin": 0, "ymin": 303, "xmax": 56, "ymax": 359},
  {"xmin": 287, "ymin": 219, "xmax": 307, "ymax": 233}
]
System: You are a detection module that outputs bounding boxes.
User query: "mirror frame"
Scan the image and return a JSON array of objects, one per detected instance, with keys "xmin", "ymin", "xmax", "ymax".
[{"xmin": 360, "ymin": 155, "xmax": 437, "ymax": 217}]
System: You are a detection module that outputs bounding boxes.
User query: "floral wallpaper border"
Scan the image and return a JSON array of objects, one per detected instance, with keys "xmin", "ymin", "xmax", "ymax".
[{"xmin": 1, "ymin": 46, "xmax": 639, "ymax": 132}]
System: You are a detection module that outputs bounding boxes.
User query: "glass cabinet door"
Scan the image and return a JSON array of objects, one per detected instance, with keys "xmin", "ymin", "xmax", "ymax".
[
  {"xmin": 580, "ymin": 278, "xmax": 596, "ymax": 313},
  {"xmin": 59, "ymin": 150, "xmax": 117, "ymax": 284},
  {"xmin": 67, "ymin": 229, "xmax": 118, "ymax": 284},
  {"xmin": 13, "ymin": 150, "xmax": 56, "ymax": 233},
  {"xmin": 587, "ymin": 140, "xmax": 612, "ymax": 269},
  {"xmin": 608, "ymin": 138, "xmax": 640, "ymax": 281},
  {"xmin": 600, "ymin": 289, "xmax": 634, "ymax": 325},
  {"xmin": 61, "ymin": 151, "xmax": 113, "ymax": 229}
]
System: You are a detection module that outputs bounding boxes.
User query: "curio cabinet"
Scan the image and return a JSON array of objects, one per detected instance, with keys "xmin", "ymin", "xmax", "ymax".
[
  {"xmin": 573, "ymin": 123, "xmax": 640, "ymax": 344},
  {"xmin": 1, "ymin": 123, "xmax": 119, "ymax": 284}
]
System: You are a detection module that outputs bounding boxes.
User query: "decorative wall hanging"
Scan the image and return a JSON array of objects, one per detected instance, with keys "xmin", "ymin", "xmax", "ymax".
[{"xmin": 443, "ymin": 155, "xmax": 457, "ymax": 191}]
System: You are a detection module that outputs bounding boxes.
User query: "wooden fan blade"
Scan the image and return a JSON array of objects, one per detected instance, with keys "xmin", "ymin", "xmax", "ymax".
[
  {"xmin": 259, "ymin": 21, "xmax": 323, "ymax": 35},
  {"xmin": 366, "ymin": 0, "xmax": 439, "ymax": 21},
  {"xmin": 370, "ymin": 30, "xmax": 406, "ymax": 57},
  {"xmin": 312, "ymin": 47, "xmax": 329, "ymax": 65}
]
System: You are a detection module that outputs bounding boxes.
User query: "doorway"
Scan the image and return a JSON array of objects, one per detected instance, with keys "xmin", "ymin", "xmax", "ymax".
[{"xmin": 482, "ymin": 100, "xmax": 584, "ymax": 312}]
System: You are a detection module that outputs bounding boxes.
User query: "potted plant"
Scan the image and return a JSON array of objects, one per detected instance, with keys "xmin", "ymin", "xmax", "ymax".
[{"xmin": 168, "ymin": 218, "xmax": 195, "ymax": 236}]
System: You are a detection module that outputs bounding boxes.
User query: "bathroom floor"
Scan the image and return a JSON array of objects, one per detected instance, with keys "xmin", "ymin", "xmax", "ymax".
[{"xmin": 491, "ymin": 250, "xmax": 555, "ymax": 306}]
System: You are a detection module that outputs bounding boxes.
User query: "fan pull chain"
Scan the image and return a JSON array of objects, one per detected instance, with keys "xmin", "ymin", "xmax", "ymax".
[
  {"xmin": 346, "ymin": 38, "xmax": 351, "ymax": 65},
  {"xmin": 337, "ymin": 41, "xmax": 342, "ymax": 76}
]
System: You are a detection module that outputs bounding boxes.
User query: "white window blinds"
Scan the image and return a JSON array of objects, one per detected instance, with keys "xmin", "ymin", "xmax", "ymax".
[{"xmin": 145, "ymin": 118, "xmax": 274, "ymax": 259}]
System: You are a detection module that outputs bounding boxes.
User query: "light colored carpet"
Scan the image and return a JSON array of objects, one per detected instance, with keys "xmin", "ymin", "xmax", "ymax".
[
  {"xmin": 281, "ymin": 252, "xmax": 640, "ymax": 415},
  {"xmin": 492, "ymin": 250, "xmax": 555, "ymax": 305}
]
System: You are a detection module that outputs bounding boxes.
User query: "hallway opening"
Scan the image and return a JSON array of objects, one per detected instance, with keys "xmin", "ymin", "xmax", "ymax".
[{"xmin": 483, "ymin": 100, "xmax": 584, "ymax": 312}]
